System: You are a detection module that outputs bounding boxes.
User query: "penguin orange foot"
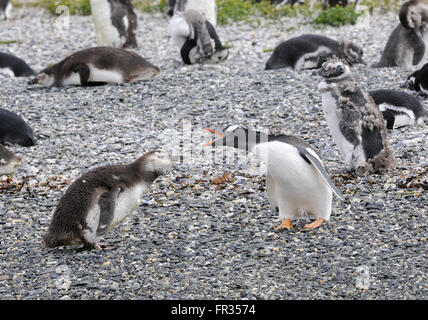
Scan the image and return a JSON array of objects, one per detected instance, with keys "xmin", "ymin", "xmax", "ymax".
[
  {"xmin": 303, "ymin": 218, "xmax": 324, "ymax": 230},
  {"xmin": 274, "ymin": 218, "xmax": 294, "ymax": 230}
]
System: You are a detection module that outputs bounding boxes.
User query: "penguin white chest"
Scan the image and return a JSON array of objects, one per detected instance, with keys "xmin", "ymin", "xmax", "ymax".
[
  {"xmin": 169, "ymin": 15, "xmax": 191, "ymax": 49},
  {"xmin": 0, "ymin": 67, "xmax": 14, "ymax": 77},
  {"xmin": 90, "ymin": 0, "xmax": 122, "ymax": 47},
  {"xmin": 321, "ymin": 90, "xmax": 357, "ymax": 165},
  {"xmin": 109, "ymin": 183, "xmax": 148, "ymax": 230}
]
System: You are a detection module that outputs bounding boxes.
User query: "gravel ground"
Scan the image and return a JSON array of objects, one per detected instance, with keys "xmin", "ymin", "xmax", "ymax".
[{"xmin": 0, "ymin": 6, "xmax": 427, "ymax": 300}]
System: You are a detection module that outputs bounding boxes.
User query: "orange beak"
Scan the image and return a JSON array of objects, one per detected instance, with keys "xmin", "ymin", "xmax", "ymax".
[{"xmin": 202, "ymin": 128, "xmax": 225, "ymax": 146}]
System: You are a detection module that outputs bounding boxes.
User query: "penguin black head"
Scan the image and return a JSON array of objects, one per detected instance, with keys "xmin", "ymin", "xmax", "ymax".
[
  {"xmin": 318, "ymin": 59, "xmax": 352, "ymax": 81},
  {"xmin": 203, "ymin": 126, "xmax": 267, "ymax": 153},
  {"xmin": 342, "ymin": 42, "xmax": 365, "ymax": 65},
  {"xmin": 29, "ymin": 70, "xmax": 55, "ymax": 87}
]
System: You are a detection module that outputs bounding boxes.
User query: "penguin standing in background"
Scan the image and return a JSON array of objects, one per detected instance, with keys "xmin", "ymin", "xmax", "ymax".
[
  {"xmin": 90, "ymin": 0, "xmax": 138, "ymax": 48},
  {"xmin": 43, "ymin": 150, "xmax": 172, "ymax": 250},
  {"xmin": 30, "ymin": 47, "xmax": 160, "ymax": 87},
  {"xmin": 406, "ymin": 62, "xmax": 428, "ymax": 95},
  {"xmin": 0, "ymin": 0, "xmax": 12, "ymax": 20},
  {"xmin": 0, "ymin": 144, "xmax": 21, "ymax": 176},
  {"xmin": 168, "ymin": 0, "xmax": 217, "ymax": 27},
  {"xmin": 265, "ymin": 34, "xmax": 364, "ymax": 71},
  {"xmin": 369, "ymin": 89, "xmax": 428, "ymax": 129},
  {"xmin": 0, "ymin": 52, "xmax": 36, "ymax": 77},
  {"xmin": 374, "ymin": 0, "xmax": 428, "ymax": 68},
  {"xmin": 0, "ymin": 108, "xmax": 36, "ymax": 147},
  {"xmin": 169, "ymin": 9, "xmax": 228, "ymax": 65},
  {"xmin": 204, "ymin": 126, "xmax": 344, "ymax": 230},
  {"xmin": 318, "ymin": 59, "xmax": 395, "ymax": 174}
]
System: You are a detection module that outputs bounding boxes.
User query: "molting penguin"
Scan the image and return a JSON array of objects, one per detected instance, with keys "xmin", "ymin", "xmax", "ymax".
[
  {"xmin": 0, "ymin": 144, "xmax": 21, "ymax": 176},
  {"xmin": 0, "ymin": 0, "xmax": 12, "ymax": 20},
  {"xmin": 204, "ymin": 126, "xmax": 344, "ymax": 230},
  {"xmin": 30, "ymin": 47, "xmax": 160, "ymax": 87},
  {"xmin": 0, "ymin": 52, "xmax": 36, "ymax": 77},
  {"xmin": 318, "ymin": 59, "xmax": 395, "ymax": 173},
  {"xmin": 374, "ymin": 0, "xmax": 428, "ymax": 68},
  {"xmin": 265, "ymin": 34, "xmax": 364, "ymax": 71},
  {"xmin": 406, "ymin": 62, "xmax": 428, "ymax": 95},
  {"xmin": 90, "ymin": 0, "xmax": 138, "ymax": 48},
  {"xmin": 369, "ymin": 89, "xmax": 428, "ymax": 129},
  {"xmin": 0, "ymin": 108, "xmax": 36, "ymax": 147},
  {"xmin": 43, "ymin": 150, "xmax": 172, "ymax": 250},
  {"xmin": 399, "ymin": 0, "xmax": 428, "ymax": 32},
  {"xmin": 168, "ymin": 0, "xmax": 217, "ymax": 27},
  {"xmin": 169, "ymin": 9, "xmax": 228, "ymax": 65}
]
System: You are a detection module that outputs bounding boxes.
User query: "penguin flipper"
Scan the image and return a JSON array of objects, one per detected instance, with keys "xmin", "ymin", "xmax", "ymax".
[
  {"xmin": 205, "ymin": 20, "xmax": 223, "ymax": 51},
  {"xmin": 299, "ymin": 148, "xmax": 345, "ymax": 201},
  {"xmin": 97, "ymin": 187, "xmax": 121, "ymax": 236},
  {"xmin": 181, "ymin": 38, "xmax": 197, "ymax": 64}
]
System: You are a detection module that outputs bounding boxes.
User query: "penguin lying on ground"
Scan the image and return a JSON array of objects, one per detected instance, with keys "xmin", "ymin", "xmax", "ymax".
[
  {"xmin": 30, "ymin": 47, "xmax": 160, "ymax": 87},
  {"xmin": 0, "ymin": 108, "xmax": 36, "ymax": 147},
  {"xmin": 369, "ymin": 89, "xmax": 428, "ymax": 129},
  {"xmin": 0, "ymin": 0, "xmax": 12, "ymax": 20},
  {"xmin": 0, "ymin": 52, "xmax": 36, "ymax": 77},
  {"xmin": 318, "ymin": 59, "xmax": 395, "ymax": 174},
  {"xmin": 169, "ymin": 9, "xmax": 228, "ymax": 65},
  {"xmin": 406, "ymin": 62, "xmax": 428, "ymax": 95},
  {"xmin": 0, "ymin": 144, "xmax": 21, "ymax": 176},
  {"xmin": 168, "ymin": 0, "xmax": 217, "ymax": 27},
  {"xmin": 265, "ymin": 34, "xmax": 364, "ymax": 71},
  {"xmin": 373, "ymin": 0, "xmax": 428, "ymax": 68},
  {"xmin": 90, "ymin": 0, "xmax": 138, "ymax": 49},
  {"xmin": 204, "ymin": 126, "xmax": 344, "ymax": 230},
  {"xmin": 43, "ymin": 150, "xmax": 172, "ymax": 250}
]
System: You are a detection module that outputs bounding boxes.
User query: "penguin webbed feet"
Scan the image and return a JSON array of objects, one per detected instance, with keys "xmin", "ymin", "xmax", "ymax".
[{"xmin": 274, "ymin": 218, "xmax": 294, "ymax": 231}]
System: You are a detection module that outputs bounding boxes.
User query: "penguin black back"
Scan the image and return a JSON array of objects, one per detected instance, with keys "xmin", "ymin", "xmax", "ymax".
[
  {"xmin": 0, "ymin": 108, "xmax": 36, "ymax": 147},
  {"xmin": 0, "ymin": 52, "xmax": 36, "ymax": 77}
]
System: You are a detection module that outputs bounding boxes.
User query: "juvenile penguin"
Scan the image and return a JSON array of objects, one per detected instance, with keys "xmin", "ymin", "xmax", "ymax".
[
  {"xmin": 168, "ymin": 0, "xmax": 217, "ymax": 27},
  {"xmin": 0, "ymin": 52, "xmax": 36, "ymax": 77},
  {"xmin": 399, "ymin": 0, "xmax": 428, "ymax": 32},
  {"xmin": 43, "ymin": 150, "xmax": 172, "ymax": 250},
  {"xmin": 265, "ymin": 34, "xmax": 364, "ymax": 71},
  {"xmin": 318, "ymin": 59, "xmax": 395, "ymax": 173},
  {"xmin": 406, "ymin": 61, "xmax": 428, "ymax": 95},
  {"xmin": 0, "ymin": 144, "xmax": 21, "ymax": 176},
  {"xmin": 374, "ymin": 0, "xmax": 428, "ymax": 68},
  {"xmin": 0, "ymin": 0, "xmax": 12, "ymax": 20},
  {"xmin": 31, "ymin": 47, "xmax": 160, "ymax": 87},
  {"xmin": 90, "ymin": 0, "xmax": 138, "ymax": 48},
  {"xmin": 369, "ymin": 89, "xmax": 428, "ymax": 129},
  {"xmin": 0, "ymin": 108, "xmax": 36, "ymax": 147},
  {"xmin": 169, "ymin": 9, "xmax": 228, "ymax": 65},
  {"xmin": 204, "ymin": 126, "xmax": 344, "ymax": 230}
]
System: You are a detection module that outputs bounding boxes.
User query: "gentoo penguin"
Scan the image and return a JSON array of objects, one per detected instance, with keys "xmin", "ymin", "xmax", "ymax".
[
  {"xmin": 369, "ymin": 89, "xmax": 428, "ymax": 129},
  {"xmin": 0, "ymin": 0, "xmax": 12, "ymax": 20},
  {"xmin": 406, "ymin": 62, "xmax": 428, "ymax": 95},
  {"xmin": 0, "ymin": 108, "xmax": 36, "ymax": 147},
  {"xmin": 168, "ymin": 0, "xmax": 217, "ymax": 27},
  {"xmin": 90, "ymin": 0, "xmax": 138, "ymax": 48},
  {"xmin": 0, "ymin": 144, "xmax": 21, "ymax": 176},
  {"xmin": 30, "ymin": 47, "xmax": 160, "ymax": 87},
  {"xmin": 204, "ymin": 126, "xmax": 344, "ymax": 230},
  {"xmin": 169, "ymin": 9, "xmax": 228, "ymax": 65},
  {"xmin": 43, "ymin": 150, "xmax": 172, "ymax": 250},
  {"xmin": 373, "ymin": 0, "xmax": 428, "ymax": 68},
  {"xmin": 0, "ymin": 52, "xmax": 36, "ymax": 77},
  {"xmin": 318, "ymin": 59, "xmax": 395, "ymax": 173},
  {"xmin": 265, "ymin": 34, "xmax": 364, "ymax": 71}
]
